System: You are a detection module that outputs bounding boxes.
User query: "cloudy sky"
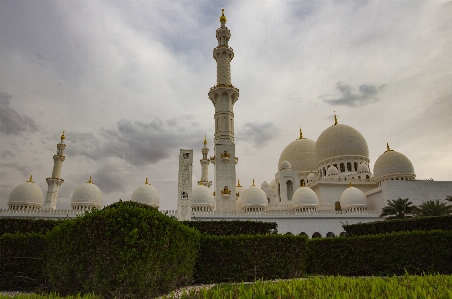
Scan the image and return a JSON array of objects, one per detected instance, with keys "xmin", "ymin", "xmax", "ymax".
[{"xmin": 1, "ymin": 0, "xmax": 451, "ymax": 210}]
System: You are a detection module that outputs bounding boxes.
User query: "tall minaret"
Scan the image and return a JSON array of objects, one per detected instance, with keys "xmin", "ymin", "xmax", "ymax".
[
  {"xmin": 199, "ymin": 135, "xmax": 212, "ymax": 188},
  {"xmin": 43, "ymin": 131, "xmax": 66, "ymax": 210},
  {"xmin": 208, "ymin": 8, "xmax": 239, "ymax": 212}
]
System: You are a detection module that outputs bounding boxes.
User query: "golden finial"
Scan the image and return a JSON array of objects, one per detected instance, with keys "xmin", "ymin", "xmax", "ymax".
[
  {"xmin": 145, "ymin": 178, "xmax": 149, "ymax": 185},
  {"xmin": 349, "ymin": 181, "xmax": 352, "ymax": 188},
  {"xmin": 203, "ymin": 134, "xmax": 207, "ymax": 146},
  {"xmin": 61, "ymin": 130, "xmax": 65, "ymax": 140},
  {"xmin": 28, "ymin": 174, "xmax": 33, "ymax": 182},
  {"xmin": 237, "ymin": 179, "xmax": 241, "ymax": 187},
  {"xmin": 87, "ymin": 176, "xmax": 93, "ymax": 184},
  {"xmin": 385, "ymin": 143, "xmax": 394, "ymax": 152},
  {"xmin": 252, "ymin": 179, "xmax": 255, "ymax": 186},
  {"xmin": 334, "ymin": 111, "xmax": 338, "ymax": 125},
  {"xmin": 198, "ymin": 180, "xmax": 203, "ymax": 185},
  {"xmin": 299, "ymin": 127, "xmax": 303, "ymax": 139},
  {"xmin": 219, "ymin": 7, "xmax": 227, "ymax": 23}
]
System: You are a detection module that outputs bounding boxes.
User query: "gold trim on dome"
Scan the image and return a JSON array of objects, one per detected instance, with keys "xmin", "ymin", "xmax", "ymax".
[
  {"xmin": 349, "ymin": 181, "xmax": 352, "ymax": 188},
  {"xmin": 61, "ymin": 130, "xmax": 66, "ymax": 140},
  {"xmin": 145, "ymin": 178, "xmax": 149, "ymax": 185},
  {"xmin": 198, "ymin": 180, "xmax": 203, "ymax": 185},
  {"xmin": 28, "ymin": 174, "xmax": 33, "ymax": 183},
  {"xmin": 87, "ymin": 176, "xmax": 93, "ymax": 184},
  {"xmin": 252, "ymin": 179, "xmax": 255, "ymax": 186},
  {"xmin": 219, "ymin": 8, "xmax": 227, "ymax": 23},
  {"xmin": 334, "ymin": 111, "xmax": 338, "ymax": 125},
  {"xmin": 236, "ymin": 179, "xmax": 241, "ymax": 187},
  {"xmin": 385, "ymin": 143, "xmax": 394, "ymax": 152},
  {"xmin": 299, "ymin": 127, "xmax": 304, "ymax": 139}
]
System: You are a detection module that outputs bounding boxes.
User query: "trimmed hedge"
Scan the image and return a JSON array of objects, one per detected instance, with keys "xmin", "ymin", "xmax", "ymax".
[
  {"xmin": 195, "ymin": 234, "xmax": 308, "ymax": 283},
  {"xmin": 45, "ymin": 201, "xmax": 201, "ymax": 299},
  {"xmin": 343, "ymin": 215, "xmax": 452, "ymax": 237},
  {"xmin": 182, "ymin": 220, "xmax": 277, "ymax": 236},
  {"xmin": 0, "ymin": 233, "xmax": 46, "ymax": 291},
  {"xmin": 308, "ymin": 230, "xmax": 452, "ymax": 276},
  {"xmin": 0, "ymin": 218, "xmax": 64, "ymax": 235}
]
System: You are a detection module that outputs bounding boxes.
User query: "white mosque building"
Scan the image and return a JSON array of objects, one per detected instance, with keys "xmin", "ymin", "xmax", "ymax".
[{"xmin": 1, "ymin": 9, "xmax": 452, "ymax": 235}]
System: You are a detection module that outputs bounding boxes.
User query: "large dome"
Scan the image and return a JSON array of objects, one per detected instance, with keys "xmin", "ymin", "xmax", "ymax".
[
  {"xmin": 8, "ymin": 176, "xmax": 43, "ymax": 209},
  {"xmin": 242, "ymin": 185, "xmax": 268, "ymax": 209},
  {"xmin": 340, "ymin": 185, "xmax": 366, "ymax": 209},
  {"xmin": 373, "ymin": 147, "xmax": 415, "ymax": 182},
  {"xmin": 191, "ymin": 184, "xmax": 215, "ymax": 207},
  {"xmin": 279, "ymin": 136, "xmax": 316, "ymax": 173},
  {"xmin": 315, "ymin": 124, "xmax": 369, "ymax": 164},
  {"xmin": 292, "ymin": 186, "xmax": 319, "ymax": 209},
  {"xmin": 71, "ymin": 177, "xmax": 102, "ymax": 209},
  {"xmin": 131, "ymin": 178, "xmax": 160, "ymax": 207}
]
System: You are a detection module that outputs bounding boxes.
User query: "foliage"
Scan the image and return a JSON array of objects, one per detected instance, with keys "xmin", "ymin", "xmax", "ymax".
[
  {"xmin": 0, "ymin": 233, "xmax": 47, "ymax": 292},
  {"xmin": 182, "ymin": 220, "xmax": 277, "ymax": 236},
  {"xmin": 45, "ymin": 201, "xmax": 201, "ymax": 299},
  {"xmin": 343, "ymin": 214, "xmax": 452, "ymax": 236},
  {"xmin": 413, "ymin": 199, "xmax": 452, "ymax": 216},
  {"xmin": 161, "ymin": 274, "xmax": 452, "ymax": 299},
  {"xmin": 446, "ymin": 195, "xmax": 452, "ymax": 202},
  {"xmin": 307, "ymin": 230, "xmax": 452, "ymax": 276},
  {"xmin": 0, "ymin": 293, "xmax": 100, "ymax": 299},
  {"xmin": 0, "ymin": 219, "xmax": 65, "ymax": 236},
  {"xmin": 194, "ymin": 234, "xmax": 308, "ymax": 284},
  {"xmin": 379, "ymin": 198, "xmax": 416, "ymax": 219}
]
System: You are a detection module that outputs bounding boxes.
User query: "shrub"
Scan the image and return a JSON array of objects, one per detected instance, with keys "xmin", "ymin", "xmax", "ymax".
[
  {"xmin": 308, "ymin": 230, "xmax": 452, "ymax": 276},
  {"xmin": 195, "ymin": 234, "xmax": 308, "ymax": 283},
  {"xmin": 182, "ymin": 220, "xmax": 277, "ymax": 236},
  {"xmin": 0, "ymin": 218, "xmax": 64, "ymax": 235},
  {"xmin": 0, "ymin": 233, "xmax": 46, "ymax": 291},
  {"xmin": 45, "ymin": 201, "xmax": 201, "ymax": 299},
  {"xmin": 343, "ymin": 214, "xmax": 452, "ymax": 237}
]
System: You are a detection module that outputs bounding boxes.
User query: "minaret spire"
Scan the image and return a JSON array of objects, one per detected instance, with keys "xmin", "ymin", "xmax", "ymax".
[
  {"xmin": 43, "ymin": 131, "xmax": 66, "ymax": 210},
  {"xmin": 199, "ymin": 135, "xmax": 212, "ymax": 188},
  {"xmin": 209, "ymin": 7, "xmax": 239, "ymax": 212}
]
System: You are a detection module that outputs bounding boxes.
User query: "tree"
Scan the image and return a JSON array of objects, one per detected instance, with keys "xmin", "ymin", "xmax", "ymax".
[
  {"xmin": 379, "ymin": 198, "xmax": 416, "ymax": 219},
  {"xmin": 446, "ymin": 196, "xmax": 452, "ymax": 202},
  {"xmin": 413, "ymin": 199, "xmax": 452, "ymax": 217}
]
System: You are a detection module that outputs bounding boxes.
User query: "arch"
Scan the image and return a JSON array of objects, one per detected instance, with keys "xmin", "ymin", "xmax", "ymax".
[
  {"xmin": 340, "ymin": 163, "xmax": 345, "ymax": 172},
  {"xmin": 277, "ymin": 182, "xmax": 281, "ymax": 202},
  {"xmin": 366, "ymin": 175, "xmax": 370, "ymax": 180},
  {"xmin": 347, "ymin": 162, "xmax": 352, "ymax": 171},
  {"xmin": 354, "ymin": 162, "xmax": 358, "ymax": 171},
  {"xmin": 286, "ymin": 180, "xmax": 294, "ymax": 201}
]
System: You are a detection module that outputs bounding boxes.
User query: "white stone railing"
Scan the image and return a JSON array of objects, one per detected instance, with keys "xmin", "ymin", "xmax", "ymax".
[{"xmin": 190, "ymin": 209, "xmax": 381, "ymax": 217}]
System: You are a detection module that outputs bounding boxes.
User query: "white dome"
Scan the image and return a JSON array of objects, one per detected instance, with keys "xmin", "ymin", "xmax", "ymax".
[
  {"xmin": 71, "ymin": 177, "xmax": 102, "ymax": 209},
  {"xmin": 269, "ymin": 179, "xmax": 276, "ymax": 190},
  {"xmin": 340, "ymin": 186, "xmax": 366, "ymax": 209},
  {"xmin": 8, "ymin": 178, "xmax": 43, "ymax": 209},
  {"xmin": 292, "ymin": 186, "xmax": 319, "ymax": 209},
  {"xmin": 131, "ymin": 179, "xmax": 160, "ymax": 207},
  {"xmin": 191, "ymin": 184, "xmax": 215, "ymax": 207},
  {"xmin": 261, "ymin": 181, "xmax": 270, "ymax": 190},
  {"xmin": 327, "ymin": 165, "xmax": 338, "ymax": 175},
  {"xmin": 357, "ymin": 162, "xmax": 369, "ymax": 172},
  {"xmin": 315, "ymin": 124, "xmax": 369, "ymax": 164},
  {"xmin": 279, "ymin": 160, "xmax": 292, "ymax": 170},
  {"xmin": 373, "ymin": 149, "xmax": 415, "ymax": 182},
  {"xmin": 242, "ymin": 185, "xmax": 268, "ymax": 208},
  {"xmin": 307, "ymin": 172, "xmax": 317, "ymax": 181},
  {"xmin": 279, "ymin": 137, "xmax": 316, "ymax": 173}
]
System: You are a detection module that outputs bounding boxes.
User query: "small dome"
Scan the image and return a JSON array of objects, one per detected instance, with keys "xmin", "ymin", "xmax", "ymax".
[
  {"xmin": 292, "ymin": 186, "xmax": 319, "ymax": 209},
  {"xmin": 279, "ymin": 137, "xmax": 316, "ymax": 173},
  {"xmin": 242, "ymin": 185, "xmax": 268, "ymax": 208},
  {"xmin": 315, "ymin": 124, "xmax": 369, "ymax": 164},
  {"xmin": 261, "ymin": 181, "xmax": 270, "ymax": 190},
  {"xmin": 340, "ymin": 185, "xmax": 366, "ymax": 209},
  {"xmin": 280, "ymin": 160, "xmax": 292, "ymax": 170},
  {"xmin": 327, "ymin": 165, "xmax": 338, "ymax": 175},
  {"xmin": 8, "ymin": 177, "xmax": 43, "ymax": 209},
  {"xmin": 71, "ymin": 177, "xmax": 102, "ymax": 209},
  {"xmin": 373, "ymin": 147, "xmax": 415, "ymax": 182},
  {"xmin": 191, "ymin": 184, "xmax": 215, "ymax": 207},
  {"xmin": 269, "ymin": 179, "xmax": 276, "ymax": 190},
  {"xmin": 307, "ymin": 172, "xmax": 317, "ymax": 182},
  {"xmin": 357, "ymin": 162, "xmax": 369, "ymax": 172},
  {"xmin": 131, "ymin": 178, "xmax": 160, "ymax": 208}
]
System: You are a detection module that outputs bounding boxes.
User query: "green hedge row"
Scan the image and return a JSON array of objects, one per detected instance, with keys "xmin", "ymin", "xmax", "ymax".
[
  {"xmin": 44, "ymin": 201, "xmax": 201, "ymax": 299},
  {"xmin": 0, "ymin": 218, "xmax": 64, "ymax": 235},
  {"xmin": 0, "ymin": 233, "xmax": 46, "ymax": 292},
  {"xmin": 343, "ymin": 215, "xmax": 452, "ymax": 236},
  {"xmin": 182, "ymin": 220, "xmax": 277, "ymax": 235},
  {"xmin": 195, "ymin": 234, "xmax": 308, "ymax": 283},
  {"xmin": 308, "ymin": 230, "xmax": 452, "ymax": 276}
]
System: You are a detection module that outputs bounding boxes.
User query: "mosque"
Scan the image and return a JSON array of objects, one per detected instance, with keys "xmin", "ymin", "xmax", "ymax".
[{"xmin": 1, "ymin": 9, "xmax": 452, "ymax": 235}]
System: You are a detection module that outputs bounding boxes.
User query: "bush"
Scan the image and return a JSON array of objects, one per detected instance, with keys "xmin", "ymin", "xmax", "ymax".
[
  {"xmin": 0, "ymin": 233, "xmax": 46, "ymax": 291},
  {"xmin": 308, "ymin": 230, "xmax": 452, "ymax": 276},
  {"xmin": 343, "ymin": 215, "xmax": 452, "ymax": 237},
  {"xmin": 182, "ymin": 220, "xmax": 277, "ymax": 236},
  {"xmin": 45, "ymin": 201, "xmax": 201, "ymax": 299},
  {"xmin": 195, "ymin": 234, "xmax": 308, "ymax": 283},
  {"xmin": 0, "ymin": 218, "xmax": 64, "ymax": 235}
]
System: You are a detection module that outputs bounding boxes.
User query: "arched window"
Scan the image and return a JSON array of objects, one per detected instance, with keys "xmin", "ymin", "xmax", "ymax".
[
  {"xmin": 347, "ymin": 162, "xmax": 352, "ymax": 171},
  {"xmin": 287, "ymin": 180, "xmax": 294, "ymax": 201},
  {"xmin": 340, "ymin": 163, "xmax": 345, "ymax": 172},
  {"xmin": 354, "ymin": 162, "xmax": 358, "ymax": 171}
]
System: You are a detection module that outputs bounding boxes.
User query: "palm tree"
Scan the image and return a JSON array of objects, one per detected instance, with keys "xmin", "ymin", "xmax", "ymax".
[
  {"xmin": 380, "ymin": 198, "xmax": 416, "ymax": 219},
  {"xmin": 446, "ymin": 196, "xmax": 452, "ymax": 202},
  {"xmin": 413, "ymin": 200, "xmax": 452, "ymax": 217}
]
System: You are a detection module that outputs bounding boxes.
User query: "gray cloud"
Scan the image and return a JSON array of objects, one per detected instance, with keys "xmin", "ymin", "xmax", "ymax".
[
  {"xmin": 237, "ymin": 122, "xmax": 280, "ymax": 148},
  {"xmin": 0, "ymin": 92, "xmax": 39, "ymax": 135},
  {"xmin": 66, "ymin": 117, "xmax": 205, "ymax": 166},
  {"xmin": 323, "ymin": 82, "xmax": 385, "ymax": 107},
  {"xmin": 0, "ymin": 162, "xmax": 33, "ymax": 177},
  {"xmin": 0, "ymin": 150, "xmax": 14, "ymax": 159},
  {"xmin": 90, "ymin": 163, "xmax": 128, "ymax": 195}
]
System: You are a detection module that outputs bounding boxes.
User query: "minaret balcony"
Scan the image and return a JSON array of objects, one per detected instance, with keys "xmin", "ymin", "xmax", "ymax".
[
  {"xmin": 210, "ymin": 156, "xmax": 216, "ymax": 164},
  {"xmin": 221, "ymin": 151, "xmax": 230, "ymax": 161}
]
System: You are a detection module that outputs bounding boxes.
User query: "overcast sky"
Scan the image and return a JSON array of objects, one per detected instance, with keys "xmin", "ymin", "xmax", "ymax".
[{"xmin": 1, "ymin": 0, "xmax": 451, "ymax": 210}]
